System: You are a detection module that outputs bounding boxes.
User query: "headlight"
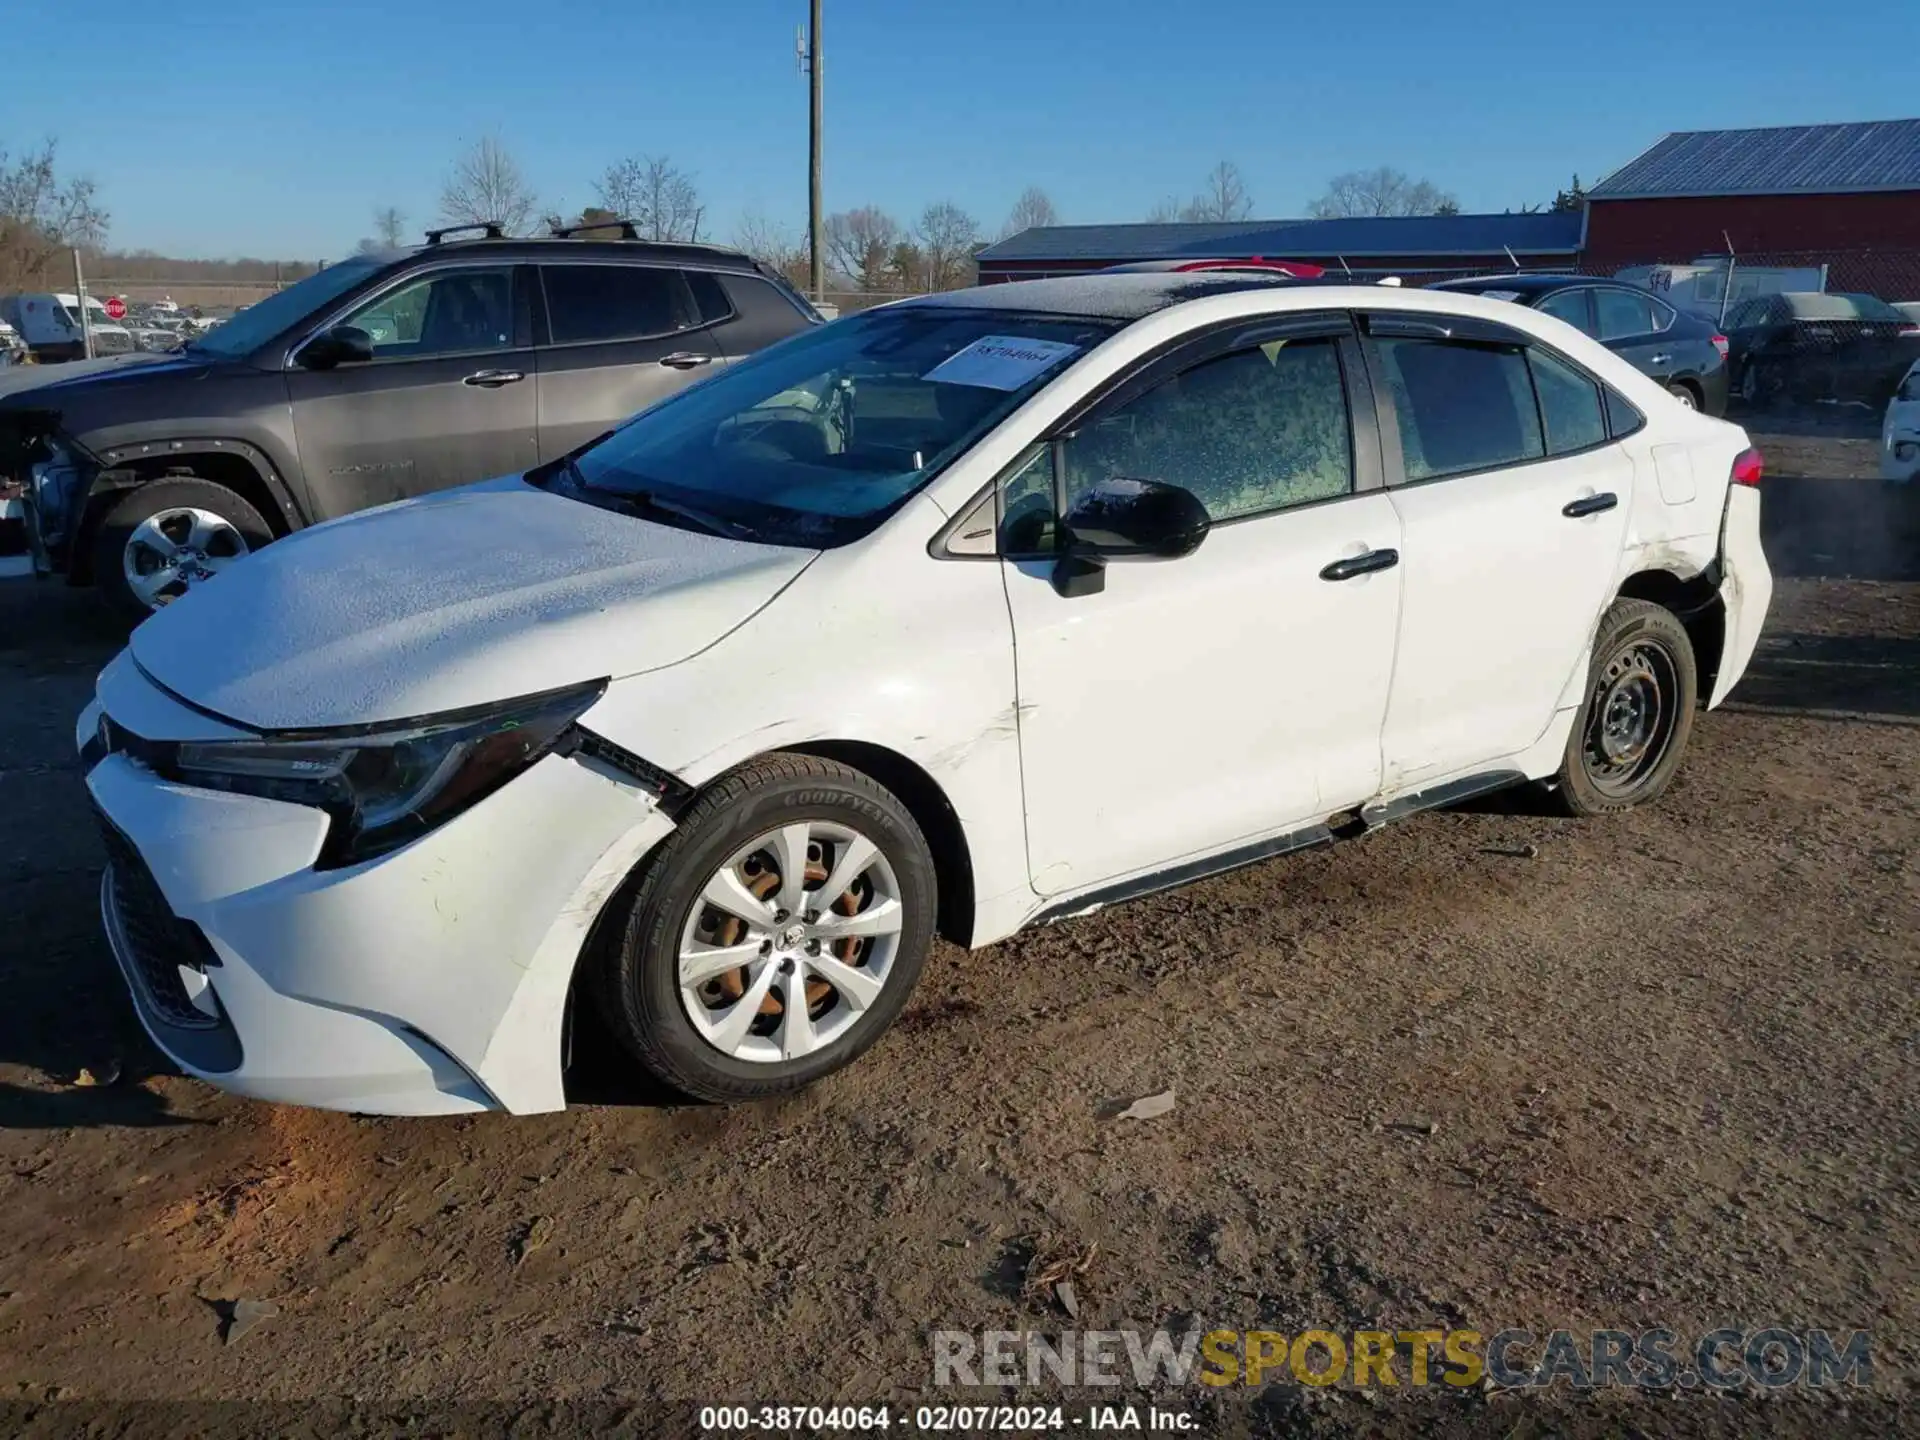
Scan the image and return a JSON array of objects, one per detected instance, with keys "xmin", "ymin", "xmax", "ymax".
[{"xmin": 172, "ymin": 681, "xmax": 607, "ymax": 868}]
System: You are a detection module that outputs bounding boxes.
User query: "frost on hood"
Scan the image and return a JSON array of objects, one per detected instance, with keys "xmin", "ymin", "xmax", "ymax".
[{"xmin": 130, "ymin": 480, "xmax": 816, "ymax": 729}]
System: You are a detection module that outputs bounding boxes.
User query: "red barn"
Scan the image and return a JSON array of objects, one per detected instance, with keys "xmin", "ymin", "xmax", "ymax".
[{"xmin": 1584, "ymin": 119, "xmax": 1920, "ymax": 294}]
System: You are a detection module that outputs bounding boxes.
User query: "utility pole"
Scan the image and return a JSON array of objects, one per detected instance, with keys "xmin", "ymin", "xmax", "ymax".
[
  {"xmin": 71, "ymin": 248, "xmax": 94, "ymax": 360},
  {"xmin": 801, "ymin": 0, "xmax": 824, "ymax": 301}
]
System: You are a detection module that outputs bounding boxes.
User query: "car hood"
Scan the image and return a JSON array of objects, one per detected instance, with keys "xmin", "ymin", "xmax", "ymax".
[
  {"xmin": 129, "ymin": 478, "xmax": 818, "ymax": 731},
  {"xmin": 0, "ymin": 351, "xmax": 192, "ymax": 401}
]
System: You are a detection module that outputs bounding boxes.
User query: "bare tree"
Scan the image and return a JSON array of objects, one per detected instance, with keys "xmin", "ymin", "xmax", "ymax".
[
  {"xmin": 1144, "ymin": 196, "xmax": 1184, "ymax": 223},
  {"xmin": 372, "ymin": 205, "xmax": 408, "ymax": 247},
  {"xmin": 1181, "ymin": 161, "xmax": 1253, "ymax": 222},
  {"xmin": 826, "ymin": 207, "xmax": 902, "ymax": 291},
  {"xmin": 440, "ymin": 137, "xmax": 538, "ymax": 235},
  {"xmin": 917, "ymin": 201, "xmax": 981, "ymax": 290},
  {"xmin": 732, "ymin": 210, "xmax": 808, "ymax": 282},
  {"xmin": 1002, "ymin": 186, "xmax": 1059, "ymax": 239},
  {"xmin": 1307, "ymin": 166, "xmax": 1457, "ymax": 219},
  {"xmin": 0, "ymin": 141, "xmax": 108, "ymax": 292},
  {"xmin": 597, "ymin": 156, "xmax": 704, "ymax": 243}
]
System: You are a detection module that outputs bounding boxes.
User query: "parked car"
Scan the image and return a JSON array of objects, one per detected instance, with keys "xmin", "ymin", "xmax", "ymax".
[
  {"xmin": 0, "ymin": 319, "xmax": 24, "ymax": 366},
  {"xmin": 122, "ymin": 317, "xmax": 184, "ymax": 353},
  {"xmin": 75, "ymin": 273, "xmax": 1773, "ymax": 1116},
  {"xmin": 1884, "ymin": 360, "xmax": 1920, "ymax": 483},
  {"xmin": 2, "ymin": 229, "xmax": 821, "ymax": 615},
  {"xmin": 1427, "ymin": 274, "xmax": 1729, "ymax": 414},
  {"xmin": 1722, "ymin": 292, "xmax": 1920, "ymax": 408}
]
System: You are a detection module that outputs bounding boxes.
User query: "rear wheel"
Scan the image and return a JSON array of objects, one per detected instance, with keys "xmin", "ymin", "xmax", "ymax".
[
  {"xmin": 92, "ymin": 477, "xmax": 271, "ymax": 620},
  {"xmin": 1666, "ymin": 382, "xmax": 1699, "ymax": 409},
  {"xmin": 1551, "ymin": 599, "xmax": 1697, "ymax": 817},
  {"xmin": 593, "ymin": 753, "xmax": 937, "ymax": 1102},
  {"xmin": 1738, "ymin": 360, "xmax": 1782, "ymax": 410}
]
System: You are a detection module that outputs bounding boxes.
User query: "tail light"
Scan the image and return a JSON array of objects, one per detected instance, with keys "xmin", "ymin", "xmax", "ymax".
[
  {"xmin": 1710, "ymin": 334, "xmax": 1730, "ymax": 358},
  {"xmin": 1898, "ymin": 325, "xmax": 1920, "ymax": 338},
  {"xmin": 1731, "ymin": 447, "xmax": 1763, "ymax": 488}
]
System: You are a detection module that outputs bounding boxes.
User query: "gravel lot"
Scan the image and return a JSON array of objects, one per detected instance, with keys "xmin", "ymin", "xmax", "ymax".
[{"xmin": 0, "ymin": 415, "xmax": 1915, "ymax": 1437}]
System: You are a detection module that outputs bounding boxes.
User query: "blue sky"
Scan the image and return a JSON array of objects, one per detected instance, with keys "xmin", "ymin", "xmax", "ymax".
[{"xmin": 5, "ymin": 0, "xmax": 1915, "ymax": 260}]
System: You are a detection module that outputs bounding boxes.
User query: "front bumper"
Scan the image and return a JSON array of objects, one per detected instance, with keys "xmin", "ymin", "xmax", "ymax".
[{"xmin": 78, "ymin": 664, "xmax": 677, "ymax": 1115}]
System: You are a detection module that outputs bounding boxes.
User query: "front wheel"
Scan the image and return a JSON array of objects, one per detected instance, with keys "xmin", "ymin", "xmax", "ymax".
[
  {"xmin": 1551, "ymin": 599, "xmax": 1698, "ymax": 817},
  {"xmin": 92, "ymin": 477, "xmax": 272, "ymax": 620},
  {"xmin": 593, "ymin": 753, "xmax": 937, "ymax": 1102}
]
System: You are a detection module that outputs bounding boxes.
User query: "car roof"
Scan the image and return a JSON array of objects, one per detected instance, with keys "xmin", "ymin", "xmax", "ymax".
[
  {"xmin": 395, "ymin": 235, "xmax": 767, "ymax": 273},
  {"xmin": 1428, "ymin": 273, "xmax": 1624, "ymax": 296},
  {"xmin": 893, "ymin": 271, "xmax": 1346, "ymax": 322}
]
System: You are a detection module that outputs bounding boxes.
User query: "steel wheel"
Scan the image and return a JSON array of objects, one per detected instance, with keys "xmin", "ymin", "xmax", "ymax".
[
  {"xmin": 1580, "ymin": 637, "xmax": 1680, "ymax": 799},
  {"xmin": 678, "ymin": 820, "xmax": 904, "ymax": 1064},
  {"xmin": 122, "ymin": 505, "xmax": 251, "ymax": 608}
]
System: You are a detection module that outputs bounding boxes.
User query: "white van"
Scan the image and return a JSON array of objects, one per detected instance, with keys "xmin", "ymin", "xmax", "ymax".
[{"xmin": 0, "ymin": 292, "xmax": 135, "ymax": 361}]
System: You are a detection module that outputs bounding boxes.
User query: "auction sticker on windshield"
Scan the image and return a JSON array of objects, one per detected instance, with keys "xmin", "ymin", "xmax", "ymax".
[{"xmin": 923, "ymin": 335, "xmax": 1081, "ymax": 390}]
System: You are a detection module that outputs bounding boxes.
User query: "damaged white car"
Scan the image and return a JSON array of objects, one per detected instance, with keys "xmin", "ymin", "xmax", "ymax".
[
  {"xmin": 1884, "ymin": 360, "xmax": 1920, "ymax": 482},
  {"xmin": 79, "ymin": 274, "xmax": 1773, "ymax": 1115}
]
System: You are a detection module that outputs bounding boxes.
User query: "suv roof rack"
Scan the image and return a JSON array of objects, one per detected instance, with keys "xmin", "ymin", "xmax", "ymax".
[
  {"xmin": 548, "ymin": 216, "xmax": 642, "ymax": 240},
  {"xmin": 424, "ymin": 222, "xmax": 505, "ymax": 245}
]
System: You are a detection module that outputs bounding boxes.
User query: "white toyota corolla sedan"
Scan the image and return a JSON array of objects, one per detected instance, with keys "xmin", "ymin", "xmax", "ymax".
[{"xmin": 78, "ymin": 273, "xmax": 1773, "ymax": 1115}]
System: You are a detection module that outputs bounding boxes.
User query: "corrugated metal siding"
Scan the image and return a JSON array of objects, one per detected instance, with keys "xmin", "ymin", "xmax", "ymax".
[
  {"xmin": 977, "ymin": 212, "xmax": 1584, "ymax": 264},
  {"xmin": 1591, "ymin": 120, "xmax": 1920, "ymax": 199}
]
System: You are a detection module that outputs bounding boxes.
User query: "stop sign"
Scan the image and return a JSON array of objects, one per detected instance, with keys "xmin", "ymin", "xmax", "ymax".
[{"xmin": 104, "ymin": 296, "xmax": 127, "ymax": 321}]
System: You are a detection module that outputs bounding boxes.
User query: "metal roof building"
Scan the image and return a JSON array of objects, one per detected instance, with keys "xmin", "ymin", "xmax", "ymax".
[
  {"xmin": 1583, "ymin": 119, "xmax": 1920, "ymax": 291},
  {"xmin": 974, "ymin": 212, "xmax": 1587, "ymax": 284}
]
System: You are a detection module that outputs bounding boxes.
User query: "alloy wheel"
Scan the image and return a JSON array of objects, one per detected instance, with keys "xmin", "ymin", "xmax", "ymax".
[
  {"xmin": 678, "ymin": 821, "xmax": 903, "ymax": 1064},
  {"xmin": 122, "ymin": 506, "xmax": 251, "ymax": 609}
]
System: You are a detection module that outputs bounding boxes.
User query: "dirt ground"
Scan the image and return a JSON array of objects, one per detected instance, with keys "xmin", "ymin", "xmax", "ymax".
[{"xmin": 0, "ymin": 413, "xmax": 1915, "ymax": 1437}]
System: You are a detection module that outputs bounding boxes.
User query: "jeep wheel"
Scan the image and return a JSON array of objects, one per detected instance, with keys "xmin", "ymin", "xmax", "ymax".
[
  {"xmin": 93, "ymin": 477, "xmax": 273, "ymax": 620},
  {"xmin": 594, "ymin": 753, "xmax": 937, "ymax": 1103}
]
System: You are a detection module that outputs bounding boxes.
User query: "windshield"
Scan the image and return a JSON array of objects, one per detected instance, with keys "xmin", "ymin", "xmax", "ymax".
[
  {"xmin": 545, "ymin": 307, "xmax": 1116, "ymax": 547},
  {"xmin": 184, "ymin": 256, "xmax": 390, "ymax": 358}
]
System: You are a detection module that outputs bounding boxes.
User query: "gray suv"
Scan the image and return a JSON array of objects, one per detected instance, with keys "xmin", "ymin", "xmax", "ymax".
[{"xmin": 1, "ymin": 225, "xmax": 820, "ymax": 616}]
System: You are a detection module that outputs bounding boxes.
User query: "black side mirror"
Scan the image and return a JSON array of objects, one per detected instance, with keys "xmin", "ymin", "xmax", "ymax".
[
  {"xmin": 1051, "ymin": 477, "xmax": 1210, "ymax": 596},
  {"xmin": 297, "ymin": 324, "xmax": 375, "ymax": 371}
]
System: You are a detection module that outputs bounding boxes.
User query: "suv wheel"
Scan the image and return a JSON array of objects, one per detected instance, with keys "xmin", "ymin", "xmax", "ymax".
[
  {"xmin": 93, "ymin": 477, "xmax": 273, "ymax": 619},
  {"xmin": 1551, "ymin": 599, "xmax": 1697, "ymax": 816},
  {"xmin": 594, "ymin": 753, "xmax": 937, "ymax": 1102}
]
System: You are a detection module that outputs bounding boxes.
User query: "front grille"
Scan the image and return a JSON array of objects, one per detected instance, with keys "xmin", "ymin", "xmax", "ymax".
[{"xmin": 95, "ymin": 812, "xmax": 222, "ymax": 1031}]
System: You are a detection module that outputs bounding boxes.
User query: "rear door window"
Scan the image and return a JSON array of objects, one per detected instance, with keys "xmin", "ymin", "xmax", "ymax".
[
  {"xmin": 1373, "ymin": 337, "xmax": 1543, "ymax": 481},
  {"xmin": 542, "ymin": 265, "xmax": 692, "ymax": 344}
]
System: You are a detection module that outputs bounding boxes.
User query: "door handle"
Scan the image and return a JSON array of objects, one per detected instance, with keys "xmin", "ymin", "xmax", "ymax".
[
  {"xmin": 462, "ymin": 368, "xmax": 525, "ymax": 388},
  {"xmin": 1562, "ymin": 492, "xmax": 1619, "ymax": 518},
  {"xmin": 1319, "ymin": 548, "xmax": 1399, "ymax": 582},
  {"xmin": 1649, "ymin": 352, "xmax": 1673, "ymax": 366},
  {"xmin": 660, "ymin": 351, "xmax": 714, "ymax": 370}
]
